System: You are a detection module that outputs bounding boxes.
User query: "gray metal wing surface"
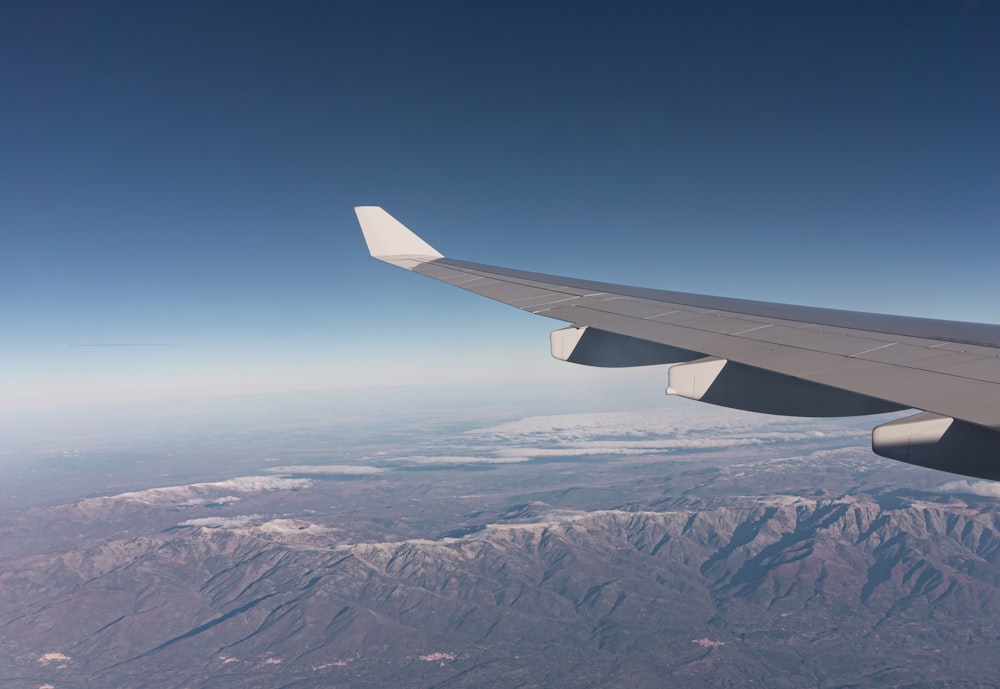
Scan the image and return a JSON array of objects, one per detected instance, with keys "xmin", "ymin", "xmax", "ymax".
[{"xmin": 356, "ymin": 206, "xmax": 1000, "ymax": 480}]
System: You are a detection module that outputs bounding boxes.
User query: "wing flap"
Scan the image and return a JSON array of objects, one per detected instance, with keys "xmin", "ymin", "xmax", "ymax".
[{"xmin": 550, "ymin": 303, "xmax": 1000, "ymax": 428}]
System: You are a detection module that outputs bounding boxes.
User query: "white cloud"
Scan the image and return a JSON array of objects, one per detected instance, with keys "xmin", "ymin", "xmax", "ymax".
[
  {"xmin": 80, "ymin": 475, "xmax": 311, "ymax": 508},
  {"xmin": 265, "ymin": 464, "xmax": 385, "ymax": 475},
  {"xmin": 722, "ymin": 446, "xmax": 881, "ymax": 476},
  {"xmin": 469, "ymin": 409, "xmax": 869, "ymax": 449},
  {"xmin": 179, "ymin": 516, "xmax": 337, "ymax": 535},
  {"xmin": 178, "ymin": 515, "xmax": 262, "ymax": 528},
  {"xmin": 443, "ymin": 409, "xmax": 872, "ymax": 465},
  {"xmin": 208, "ymin": 476, "xmax": 312, "ymax": 492},
  {"xmin": 386, "ymin": 455, "xmax": 532, "ymax": 466},
  {"xmin": 256, "ymin": 518, "xmax": 333, "ymax": 535},
  {"xmin": 485, "ymin": 507, "xmax": 590, "ymax": 531},
  {"xmin": 37, "ymin": 652, "xmax": 72, "ymax": 665},
  {"xmin": 491, "ymin": 438, "xmax": 763, "ymax": 459},
  {"xmin": 938, "ymin": 480, "xmax": 1000, "ymax": 498},
  {"xmin": 177, "ymin": 496, "xmax": 241, "ymax": 507},
  {"xmin": 692, "ymin": 638, "xmax": 725, "ymax": 648}
]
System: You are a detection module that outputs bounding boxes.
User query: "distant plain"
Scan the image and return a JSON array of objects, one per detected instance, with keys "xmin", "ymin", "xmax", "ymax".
[{"xmin": 3, "ymin": 383, "xmax": 998, "ymax": 688}]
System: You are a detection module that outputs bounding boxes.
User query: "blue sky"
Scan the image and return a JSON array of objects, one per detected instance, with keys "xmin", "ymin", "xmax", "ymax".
[{"xmin": 2, "ymin": 1, "xmax": 998, "ymax": 414}]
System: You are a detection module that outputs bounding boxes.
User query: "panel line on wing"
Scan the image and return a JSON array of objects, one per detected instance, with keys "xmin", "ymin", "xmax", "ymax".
[
  {"xmin": 551, "ymin": 304, "xmax": 1000, "ymax": 428},
  {"xmin": 731, "ymin": 324, "xmax": 774, "ymax": 336},
  {"xmin": 851, "ymin": 343, "xmax": 897, "ymax": 357}
]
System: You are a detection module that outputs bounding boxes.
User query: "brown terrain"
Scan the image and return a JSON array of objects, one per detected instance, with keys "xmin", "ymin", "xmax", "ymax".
[{"xmin": 2, "ymin": 404, "xmax": 999, "ymax": 688}]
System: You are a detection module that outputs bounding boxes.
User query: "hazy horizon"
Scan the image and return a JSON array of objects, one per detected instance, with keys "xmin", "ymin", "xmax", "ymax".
[{"xmin": 3, "ymin": 1, "xmax": 998, "ymax": 412}]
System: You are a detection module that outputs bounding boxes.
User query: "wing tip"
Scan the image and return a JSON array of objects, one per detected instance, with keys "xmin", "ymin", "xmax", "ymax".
[{"xmin": 355, "ymin": 206, "xmax": 443, "ymax": 267}]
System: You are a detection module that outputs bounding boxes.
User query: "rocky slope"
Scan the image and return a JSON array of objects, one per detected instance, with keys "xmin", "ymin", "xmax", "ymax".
[{"xmin": 3, "ymin": 491, "xmax": 1000, "ymax": 688}]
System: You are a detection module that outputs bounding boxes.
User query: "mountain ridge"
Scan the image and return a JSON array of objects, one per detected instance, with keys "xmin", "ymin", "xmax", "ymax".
[{"xmin": 3, "ymin": 490, "xmax": 1000, "ymax": 688}]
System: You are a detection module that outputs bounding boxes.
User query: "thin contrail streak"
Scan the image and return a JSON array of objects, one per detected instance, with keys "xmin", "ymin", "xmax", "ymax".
[{"xmin": 65, "ymin": 343, "xmax": 181, "ymax": 347}]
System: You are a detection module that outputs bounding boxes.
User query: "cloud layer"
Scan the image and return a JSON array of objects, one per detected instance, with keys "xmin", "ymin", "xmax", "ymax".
[
  {"xmin": 265, "ymin": 465, "xmax": 386, "ymax": 476},
  {"xmin": 938, "ymin": 480, "xmax": 1000, "ymax": 499},
  {"xmin": 80, "ymin": 475, "xmax": 312, "ymax": 508}
]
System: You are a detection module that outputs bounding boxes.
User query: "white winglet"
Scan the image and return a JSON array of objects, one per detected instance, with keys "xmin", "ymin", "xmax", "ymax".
[{"xmin": 355, "ymin": 206, "xmax": 443, "ymax": 268}]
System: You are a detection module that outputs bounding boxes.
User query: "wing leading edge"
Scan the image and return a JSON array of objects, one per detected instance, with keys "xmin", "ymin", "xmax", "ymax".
[{"xmin": 356, "ymin": 206, "xmax": 1000, "ymax": 480}]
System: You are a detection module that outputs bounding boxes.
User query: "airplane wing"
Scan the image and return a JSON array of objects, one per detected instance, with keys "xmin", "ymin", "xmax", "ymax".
[{"xmin": 356, "ymin": 206, "xmax": 1000, "ymax": 480}]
